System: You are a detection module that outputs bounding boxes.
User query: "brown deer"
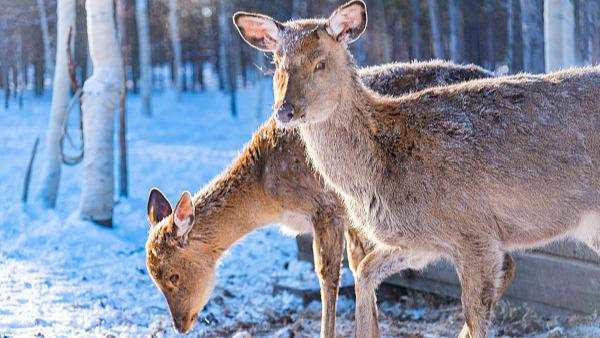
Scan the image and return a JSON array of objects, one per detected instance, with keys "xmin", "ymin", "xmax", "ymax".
[
  {"xmin": 145, "ymin": 61, "xmax": 494, "ymax": 336},
  {"xmin": 233, "ymin": 1, "xmax": 600, "ymax": 337}
]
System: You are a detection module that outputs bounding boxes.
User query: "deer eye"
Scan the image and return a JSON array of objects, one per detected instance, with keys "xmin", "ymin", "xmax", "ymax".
[
  {"xmin": 314, "ymin": 60, "xmax": 326, "ymax": 72},
  {"xmin": 169, "ymin": 274, "xmax": 179, "ymax": 285}
]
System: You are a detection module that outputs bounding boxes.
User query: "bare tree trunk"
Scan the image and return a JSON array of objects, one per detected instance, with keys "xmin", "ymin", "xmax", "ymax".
[
  {"xmin": 218, "ymin": 0, "xmax": 237, "ymax": 117},
  {"xmin": 37, "ymin": 0, "xmax": 54, "ymax": 82},
  {"xmin": 484, "ymin": 0, "xmax": 495, "ymax": 69},
  {"xmin": 366, "ymin": 0, "xmax": 392, "ymax": 65},
  {"xmin": 411, "ymin": 0, "xmax": 421, "ymax": 60},
  {"xmin": 218, "ymin": 0, "xmax": 229, "ymax": 92},
  {"xmin": 168, "ymin": 0, "xmax": 183, "ymax": 100},
  {"xmin": 520, "ymin": 0, "xmax": 544, "ymax": 73},
  {"xmin": 577, "ymin": 0, "xmax": 599, "ymax": 65},
  {"xmin": 507, "ymin": 0, "xmax": 516, "ymax": 72},
  {"xmin": 544, "ymin": 0, "xmax": 575, "ymax": 71},
  {"xmin": 449, "ymin": 0, "xmax": 464, "ymax": 62},
  {"xmin": 428, "ymin": 0, "xmax": 444, "ymax": 59},
  {"xmin": 136, "ymin": 0, "xmax": 152, "ymax": 115},
  {"xmin": 38, "ymin": 0, "xmax": 76, "ymax": 208},
  {"xmin": 79, "ymin": 0, "xmax": 123, "ymax": 227},
  {"xmin": 116, "ymin": 0, "xmax": 128, "ymax": 198}
]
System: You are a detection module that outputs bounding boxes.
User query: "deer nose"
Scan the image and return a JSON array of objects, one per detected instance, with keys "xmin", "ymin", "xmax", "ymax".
[{"xmin": 276, "ymin": 101, "xmax": 295, "ymax": 123}]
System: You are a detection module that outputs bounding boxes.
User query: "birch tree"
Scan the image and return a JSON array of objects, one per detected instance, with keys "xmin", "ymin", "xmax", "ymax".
[
  {"xmin": 136, "ymin": 0, "xmax": 152, "ymax": 115},
  {"xmin": 36, "ymin": 0, "xmax": 54, "ymax": 81},
  {"xmin": 428, "ymin": 0, "xmax": 444, "ymax": 59},
  {"xmin": 411, "ymin": 0, "xmax": 421, "ymax": 60},
  {"xmin": 544, "ymin": 0, "xmax": 575, "ymax": 71},
  {"xmin": 37, "ymin": 0, "xmax": 75, "ymax": 208},
  {"xmin": 168, "ymin": 0, "xmax": 183, "ymax": 100},
  {"xmin": 520, "ymin": 0, "xmax": 544, "ymax": 73},
  {"xmin": 79, "ymin": 0, "xmax": 122, "ymax": 226}
]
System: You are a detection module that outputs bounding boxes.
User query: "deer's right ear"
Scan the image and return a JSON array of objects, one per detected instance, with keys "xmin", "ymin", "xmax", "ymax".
[
  {"xmin": 233, "ymin": 12, "xmax": 283, "ymax": 52},
  {"xmin": 147, "ymin": 188, "xmax": 173, "ymax": 228}
]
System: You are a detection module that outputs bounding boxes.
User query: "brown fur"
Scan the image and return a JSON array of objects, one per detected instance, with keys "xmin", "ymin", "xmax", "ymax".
[
  {"xmin": 233, "ymin": 1, "xmax": 600, "ymax": 337},
  {"xmin": 145, "ymin": 60, "xmax": 494, "ymax": 336}
]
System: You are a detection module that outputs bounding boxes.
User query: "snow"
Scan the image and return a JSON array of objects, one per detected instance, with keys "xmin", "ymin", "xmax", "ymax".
[{"xmin": 1, "ymin": 86, "xmax": 599, "ymax": 338}]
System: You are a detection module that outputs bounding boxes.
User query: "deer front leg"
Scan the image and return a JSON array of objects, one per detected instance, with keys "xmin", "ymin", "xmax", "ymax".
[
  {"xmin": 455, "ymin": 242, "xmax": 506, "ymax": 338},
  {"xmin": 345, "ymin": 228, "xmax": 379, "ymax": 337},
  {"xmin": 354, "ymin": 248, "xmax": 430, "ymax": 338},
  {"xmin": 311, "ymin": 210, "xmax": 346, "ymax": 338},
  {"xmin": 458, "ymin": 253, "xmax": 515, "ymax": 338}
]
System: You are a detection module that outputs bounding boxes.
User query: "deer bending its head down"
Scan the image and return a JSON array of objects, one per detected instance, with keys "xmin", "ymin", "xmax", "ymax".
[
  {"xmin": 234, "ymin": 1, "xmax": 600, "ymax": 337},
  {"xmin": 145, "ymin": 61, "xmax": 494, "ymax": 335}
]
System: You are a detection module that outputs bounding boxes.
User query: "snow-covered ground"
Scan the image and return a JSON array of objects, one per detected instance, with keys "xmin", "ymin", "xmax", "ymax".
[{"xmin": 1, "ymin": 86, "xmax": 599, "ymax": 338}]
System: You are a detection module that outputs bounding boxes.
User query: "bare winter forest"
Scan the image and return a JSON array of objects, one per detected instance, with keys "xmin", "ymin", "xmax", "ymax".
[{"xmin": 0, "ymin": 0, "xmax": 599, "ymax": 337}]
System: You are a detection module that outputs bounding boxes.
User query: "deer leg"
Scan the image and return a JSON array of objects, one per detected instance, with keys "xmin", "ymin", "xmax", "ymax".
[
  {"xmin": 354, "ymin": 248, "xmax": 430, "ymax": 338},
  {"xmin": 311, "ymin": 211, "xmax": 346, "ymax": 338},
  {"xmin": 458, "ymin": 253, "xmax": 515, "ymax": 338},
  {"xmin": 455, "ymin": 242, "xmax": 506, "ymax": 338},
  {"xmin": 345, "ymin": 227, "xmax": 377, "ymax": 275}
]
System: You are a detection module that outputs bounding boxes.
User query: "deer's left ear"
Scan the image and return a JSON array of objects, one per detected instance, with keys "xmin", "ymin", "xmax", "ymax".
[
  {"xmin": 173, "ymin": 191, "xmax": 195, "ymax": 238},
  {"xmin": 326, "ymin": 0, "xmax": 367, "ymax": 44}
]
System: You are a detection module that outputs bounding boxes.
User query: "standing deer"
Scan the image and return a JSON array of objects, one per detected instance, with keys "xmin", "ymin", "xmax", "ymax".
[
  {"xmin": 233, "ymin": 1, "xmax": 600, "ymax": 337},
  {"xmin": 145, "ymin": 61, "xmax": 494, "ymax": 336}
]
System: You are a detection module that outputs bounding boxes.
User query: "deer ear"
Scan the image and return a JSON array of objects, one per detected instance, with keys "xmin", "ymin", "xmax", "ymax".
[
  {"xmin": 147, "ymin": 188, "xmax": 173, "ymax": 228},
  {"xmin": 233, "ymin": 12, "xmax": 283, "ymax": 52},
  {"xmin": 326, "ymin": 0, "xmax": 367, "ymax": 44},
  {"xmin": 173, "ymin": 191, "xmax": 195, "ymax": 238}
]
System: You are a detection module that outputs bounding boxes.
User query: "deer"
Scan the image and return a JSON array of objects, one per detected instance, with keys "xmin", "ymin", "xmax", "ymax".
[
  {"xmin": 145, "ymin": 60, "xmax": 494, "ymax": 336},
  {"xmin": 232, "ymin": 1, "xmax": 600, "ymax": 337}
]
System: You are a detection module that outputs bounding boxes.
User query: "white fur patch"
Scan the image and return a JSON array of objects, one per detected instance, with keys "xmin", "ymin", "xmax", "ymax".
[
  {"xmin": 277, "ymin": 210, "xmax": 313, "ymax": 236},
  {"xmin": 572, "ymin": 211, "xmax": 600, "ymax": 245}
]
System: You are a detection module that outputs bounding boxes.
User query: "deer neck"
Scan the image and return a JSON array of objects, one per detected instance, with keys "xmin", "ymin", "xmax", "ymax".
[
  {"xmin": 298, "ymin": 74, "xmax": 392, "ymax": 206},
  {"xmin": 187, "ymin": 127, "xmax": 283, "ymax": 257}
]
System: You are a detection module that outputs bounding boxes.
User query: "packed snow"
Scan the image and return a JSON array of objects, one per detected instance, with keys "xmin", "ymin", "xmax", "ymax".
[{"xmin": 1, "ymin": 85, "xmax": 599, "ymax": 337}]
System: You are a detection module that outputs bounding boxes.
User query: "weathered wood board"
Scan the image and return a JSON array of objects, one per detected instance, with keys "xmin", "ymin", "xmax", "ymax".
[{"xmin": 296, "ymin": 235, "xmax": 600, "ymax": 314}]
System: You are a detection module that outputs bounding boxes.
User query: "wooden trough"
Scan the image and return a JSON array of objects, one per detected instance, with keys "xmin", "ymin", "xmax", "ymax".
[{"xmin": 296, "ymin": 235, "xmax": 600, "ymax": 315}]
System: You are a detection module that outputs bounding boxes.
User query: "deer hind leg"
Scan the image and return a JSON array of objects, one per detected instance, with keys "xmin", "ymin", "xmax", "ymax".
[
  {"xmin": 311, "ymin": 210, "xmax": 346, "ymax": 338},
  {"xmin": 354, "ymin": 248, "xmax": 431, "ymax": 338},
  {"xmin": 458, "ymin": 253, "xmax": 515, "ymax": 338}
]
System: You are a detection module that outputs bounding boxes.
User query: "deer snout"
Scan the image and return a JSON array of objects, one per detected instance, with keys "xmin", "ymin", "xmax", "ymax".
[
  {"xmin": 172, "ymin": 312, "xmax": 198, "ymax": 333},
  {"xmin": 276, "ymin": 101, "xmax": 296, "ymax": 123}
]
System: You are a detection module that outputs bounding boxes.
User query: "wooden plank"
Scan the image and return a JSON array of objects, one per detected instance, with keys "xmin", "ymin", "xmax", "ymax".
[
  {"xmin": 536, "ymin": 240, "xmax": 600, "ymax": 264},
  {"xmin": 296, "ymin": 235, "xmax": 600, "ymax": 314}
]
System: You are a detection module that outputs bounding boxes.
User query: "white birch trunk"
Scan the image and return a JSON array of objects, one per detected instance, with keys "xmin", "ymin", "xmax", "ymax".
[
  {"xmin": 37, "ymin": 0, "xmax": 76, "ymax": 208},
  {"xmin": 79, "ymin": 0, "xmax": 122, "ymax": 226},
  {"xmin": 168, "ymin": 0, "xmax": 183, "ymax": 100},
  {"xmin": 37, "ymin": 0, "xmax": 54, "ymax": 81},
  {"xmin": 427, "ymin": 0, "xmax": 444, "ymax": 59},
  {"xmin": 544, "ymin": 0, "xmax": 575, "ymax": 71},
  {"xmin": 136, "ymin": 0, "xmax": 152, "ymax": 115}
]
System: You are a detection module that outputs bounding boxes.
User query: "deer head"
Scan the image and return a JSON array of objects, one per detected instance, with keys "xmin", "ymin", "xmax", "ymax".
[
  {"xmin": 233, "ymin": 0, "xmax": 368, "ymax": 127},
  {"xmin": 145, "ymin": 188, "xmax": 216, "ymax": 333}
]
